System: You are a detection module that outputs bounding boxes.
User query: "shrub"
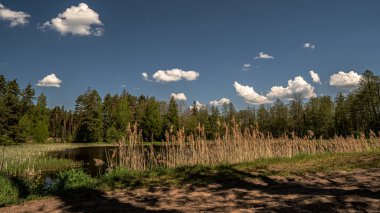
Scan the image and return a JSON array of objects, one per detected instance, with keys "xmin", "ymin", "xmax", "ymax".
[
  {"xmin": 0, "ymin": 175, "xmax": 18, "ymax": 206},
  {"xmin": 53, "ymin": 169, "xmax": 97, "ymax": 192}
]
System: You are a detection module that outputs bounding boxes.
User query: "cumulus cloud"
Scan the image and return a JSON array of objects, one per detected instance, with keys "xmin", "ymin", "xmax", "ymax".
[
  {"xmin": 303, "ymin": 42, "xmax": 315, "ymax": 49},
  {"xmin": 242, "ymin": 64, "xmax": 251, "ymax": 71},
  {"xmin": 233, "ymin": 81, "xmax": 271, "ymax": 105},
  {"xmin": 209, "ymin": 98, "xmax": 230, "ymax": 106},
  {"xmin": 0, "ymin": 3, "xmax": 30, "ymax": 27},
  {"xmin": 190, "ymin": 101, "xmax": 206, "ymax": 110},
  {"xmin": 142, "ymin": 72, "xmax": 148, "ymax": 80},
  {"xmin": 329, "ymin": 71, "xmax": 362, "ymax": 90},
  {"xmin": 309, "ymin": 70, "xmax": 321, "ymax": 84},
  {"xmin": 40, "ymin": 3, "xmax": 103, "ymax": 36},
  {"xmin": 234, "ymin": 77, "xmax": 316, "ymax": 104},
  {"xmin": 37, "ymin": 73, "xmax": 62, "ymax": 87},
  {"xmin": 152, "ymin": 69, "xmax": 199, "ymax": 82},
  {"xmin": 267, "ymin": 76, "xmax": 315, "ymax": 100},
  {"xmin": 254, "ymin": 52, "xmax": 274, "ymax": 60},
  {"xmin": 170, "ymin": 93, "xmax": 187, "ymax": 101}
]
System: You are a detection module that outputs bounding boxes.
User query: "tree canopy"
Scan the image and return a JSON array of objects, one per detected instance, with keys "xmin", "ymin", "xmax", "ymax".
[{"xmin": 1, "ymin": 70, "xmax": 380, "ymax": 143}]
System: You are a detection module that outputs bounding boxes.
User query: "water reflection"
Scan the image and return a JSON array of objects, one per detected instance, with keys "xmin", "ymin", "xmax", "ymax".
[{"xmin": 51, "ymin": 146, "xmax": 117, "ymax": 177}]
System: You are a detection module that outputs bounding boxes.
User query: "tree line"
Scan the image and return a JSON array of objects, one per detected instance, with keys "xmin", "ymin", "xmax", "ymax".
[{"xmin": 0, "ymin": 70, "xmax": 379, "ymax": 143}]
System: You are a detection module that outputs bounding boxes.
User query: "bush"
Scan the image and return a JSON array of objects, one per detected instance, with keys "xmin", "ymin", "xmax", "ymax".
[
  {"xmin": 0, "ymin": 175, "xmax": 18, "ymax": 206},
  {"xmin": 53, "ymin": 169, "xmax": 97, "ymax": 192},
  {"xmin": 106, "ymin": 126, "xmax": 122, "ymax": 143}
]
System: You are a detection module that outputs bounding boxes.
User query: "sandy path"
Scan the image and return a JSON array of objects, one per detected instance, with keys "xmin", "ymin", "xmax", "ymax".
[{"xmin": 1, "ymin": 168, "xmax": 380, "ymax": 212}]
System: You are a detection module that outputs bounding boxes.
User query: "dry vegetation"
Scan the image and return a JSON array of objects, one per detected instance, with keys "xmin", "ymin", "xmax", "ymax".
[
  {"xmin": 2, "ymin": 120, "xmax": 379, "ymax": 176},
  {"xmin": 109, "ymin": 121, "xmax": 380, "ymax": 171}
]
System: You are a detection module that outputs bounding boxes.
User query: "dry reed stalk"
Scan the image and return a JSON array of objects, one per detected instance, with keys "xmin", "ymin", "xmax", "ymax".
[{"xmin": 108, "ymin": 121, "xmax": 380, "ymax": 171}]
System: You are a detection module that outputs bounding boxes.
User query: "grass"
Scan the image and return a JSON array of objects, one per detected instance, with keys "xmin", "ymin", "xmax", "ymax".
[
  {"xmin": 1, "ymin": 122, "xmax": 380, "ymax": 206},
  {"xmin": 236, "ymin": 149, "xmax": 380, "ymax": 176},
  {"xmin": 1, "ymin": 149, "xmax": 379, "ymax": 207},
  {"xmin": 109, "ymin": 123, "xmax": 380, "ymax": 171},
  {"xmin": 101, "ymin": 149, "xmax": 380, "ymax": 189},
  {"xmin": 0, "ymin": 143, "xmax": 111, "ymax": 176},
  {"xmin": 0, "ymin": 175, "xmax": 18, "ymax": 206}
]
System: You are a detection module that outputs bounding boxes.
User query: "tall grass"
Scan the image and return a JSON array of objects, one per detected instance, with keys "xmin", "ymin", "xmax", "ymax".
[
  {"xmin": 110, "ymin": 121, "xmax": 380, "ymax": 171},
  {"xmin": 0, "ymin": 143, "xmax": 108, "ymax": 176}
]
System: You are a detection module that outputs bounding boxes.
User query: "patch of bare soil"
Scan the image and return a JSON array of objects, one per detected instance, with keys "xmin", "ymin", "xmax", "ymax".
[{"xmin": 2, "ymin": 168, "xmax": 380, "ymax": 212}]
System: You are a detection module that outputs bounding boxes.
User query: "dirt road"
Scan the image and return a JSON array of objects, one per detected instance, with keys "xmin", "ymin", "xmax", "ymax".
[{"xmin": 2, "ymin": 168, "xmax": 380, "ymax": 212}]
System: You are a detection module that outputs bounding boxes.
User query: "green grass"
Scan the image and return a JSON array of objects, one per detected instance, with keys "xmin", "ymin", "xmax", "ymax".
[
  {"xmin": 1, "ymin": 149, "xmax": 379, "ymax": 207},
  {"xmin": 236, "ymin": 149, "xmax": 380, "ymax": 176},
  {"xmin": 0, "ymin": 142, "xmax": 164, "ymax": 177},
  {"xmin": 0, "ymin": 143, "xmax": 111, "ymax": 176},
  {"xmin": 0, "ymin": 174, "xmax": 19, "ymax": 206}
]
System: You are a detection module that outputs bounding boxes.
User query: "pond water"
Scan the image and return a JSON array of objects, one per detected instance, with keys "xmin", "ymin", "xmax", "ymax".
[
  {"xmin": 50, "ymin": 144, "xmax": 183, "ymax": 177},
  {"xmin": 51, "ymin": 146, "xmax": 118, "ymax": 177}
]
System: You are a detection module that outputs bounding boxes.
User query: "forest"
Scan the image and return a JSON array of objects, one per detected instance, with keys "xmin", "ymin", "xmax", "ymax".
[{"xmin": 0, "ymin": 70, "xmax": 379, "ymax": 144}]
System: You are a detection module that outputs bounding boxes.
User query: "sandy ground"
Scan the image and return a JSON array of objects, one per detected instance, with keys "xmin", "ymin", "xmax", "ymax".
[{"xmin": 1, "ymin": 168, "xmax": 380, "ymax": 212}]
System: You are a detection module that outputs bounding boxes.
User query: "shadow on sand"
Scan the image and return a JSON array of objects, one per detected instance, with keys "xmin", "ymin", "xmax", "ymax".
[{"xmin": 4, "ymin": 166, "xmax": 380, "ymax": 212}]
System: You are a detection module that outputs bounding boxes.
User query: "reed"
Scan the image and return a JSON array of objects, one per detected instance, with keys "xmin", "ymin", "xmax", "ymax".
[{"xmin": 111, "ymin": 121, "xmax": 380, "ymax": 171}]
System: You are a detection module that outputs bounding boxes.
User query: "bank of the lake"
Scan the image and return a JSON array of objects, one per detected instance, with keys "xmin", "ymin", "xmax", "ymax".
[{"xmin": 1, "ymin": 149, "xmax": 380, "ymax": 207}]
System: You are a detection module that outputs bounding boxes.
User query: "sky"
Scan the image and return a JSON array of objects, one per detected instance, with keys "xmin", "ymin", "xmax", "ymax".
[{"xmin": 1, "ymin": 0, "xmax": 380, "ymax": 109}]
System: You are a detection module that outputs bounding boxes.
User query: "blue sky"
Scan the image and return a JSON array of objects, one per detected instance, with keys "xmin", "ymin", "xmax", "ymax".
[{"xmin": 1, "ymin": 0, "xmax": 379, "ymax": 109}]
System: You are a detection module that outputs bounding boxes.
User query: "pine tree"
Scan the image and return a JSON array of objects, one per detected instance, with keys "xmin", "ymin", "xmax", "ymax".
[
  {"xmin": 116, "ymin": 90, "xmax": 131, "ymax": 133},
  {"xmin": 334, "ymin": 93, "xmax": 350, "ymax": 136},
  {"xmin": 289, "ymin": 95, "xmax": 305, "ymax": 137},
  {"xmin": 269, "ymin": 99, "xmax": 288, "ymax": 137},
  {"xmin": 75, "ymin": 89, "xmax": 103, "ymax": 142},
  {"xmin": 304, "ymin": 96, "xmax": 334, "ymax": 138},
  {"xmin": 209, "ymin": 105, "xmax": 221, "ymax": 139},
  {"xmin": 20, "ymin": 83, "xmax": 35, "ymax": 115},
  {"xmin": 165, "ymin": 97, "xmax": 180, "ymax": 132},
  {"xmin": 257, "ymin": 104, "xmax": 270, "ymax": 133},
  {"xmin": 357, "ymin": 70, "xmax": 380, "ymax": 133},
  {"xmin": 3, "ymin": 79, "xmax": 21, "ymax": 141}
]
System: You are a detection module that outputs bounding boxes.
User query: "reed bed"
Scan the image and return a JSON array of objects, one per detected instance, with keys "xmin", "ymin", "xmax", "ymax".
[
  {"xmin": 111, "ymin": 122, "xmax": 380, "ymax": 171},
  {"xmin": 0, "ymin": 143, "xmax": 107, "ymax": 176}
]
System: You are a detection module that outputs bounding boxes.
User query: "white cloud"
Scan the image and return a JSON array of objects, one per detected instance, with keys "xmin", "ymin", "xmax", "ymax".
[
  {"xmin": 37, "ymin": 73, "xmax": 62, "ymax": 88},
  {"xmin": 254, "ymin": 52, "xmax": 274, "ymax": 60},
  {"xmin": 209, "ymin": 98, "xmax": 230, "ymax": 106},
  {"xmin": 170, "ymin": 93, "xmax": 187, "ymax": 101},
  {"xmin": 152, "ymin": 69, "xmax": 199, "ymax": 82},
  {"xmin": 0, "ymin": 3, "xmax": 30, "ymax": 27},
  {"xmin": 242, "ymin": 64, "xmax": 251, "ymax": 71},
  {"xmin": 190, "ymin": 101, "xmax": 206, "ymax": 110},
  {"xmin": 142, "ymin": 72, "xmax": 148, "ymax": 80},
  {"xmin": 309, "ymin": 70, "xmax": 321, "ymax": 84},
  {"xmin": 233, "ymin": 81, "xmax": 271, "ymax": 105},
  {"xmin": 40, "ymin": 3, "xmax": 103, "ymax": 36},
  {"xmin": 234, "ymin": 76, "xmax": 316, "ymax": 104},
  {"xmin": 267, "ymin": 76, "xmax": 316, "ymax": 100},
  {"xmin": 303, "ymin": 42, "xmax": 315, "ymax": 49},
  {"xmin": 329, "ymin": 71, "xmax": 362, "ymax": 90}
]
